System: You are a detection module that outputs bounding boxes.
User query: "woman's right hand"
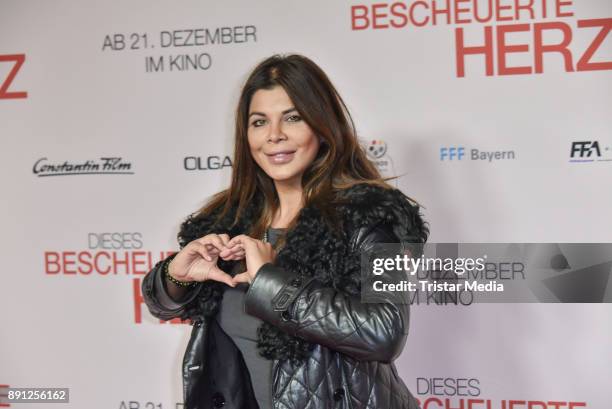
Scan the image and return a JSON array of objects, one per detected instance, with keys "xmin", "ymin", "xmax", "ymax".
[{"xmin": 167, "ymin": 233, "xmax": 236, "ymax": 287}]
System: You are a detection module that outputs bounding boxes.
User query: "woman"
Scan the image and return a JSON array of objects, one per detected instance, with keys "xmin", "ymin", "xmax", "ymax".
[{"xmin": 142, "ymin": 54, "xmax": 428, "ymax": 409}]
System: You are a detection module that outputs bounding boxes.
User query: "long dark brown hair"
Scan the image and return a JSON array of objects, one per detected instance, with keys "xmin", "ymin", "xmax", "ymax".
[{"xmin": 197, "ymin": 53, "xmax": 395, "ymax": 240}]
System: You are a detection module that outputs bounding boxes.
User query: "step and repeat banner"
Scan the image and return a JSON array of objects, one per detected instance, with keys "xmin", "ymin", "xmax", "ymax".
[{"xmin": 1, "ymin": 0, "xmax": 611, "ymax": 408}]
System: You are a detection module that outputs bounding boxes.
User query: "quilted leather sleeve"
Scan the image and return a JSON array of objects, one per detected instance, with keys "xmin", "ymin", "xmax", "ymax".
[
  {"xmin": 243, "ymin": 223, "xmax": 410, "ymax": 363},
  {"xmin": 141, "ymin": 209, "xmax": 228, "ymax": 322},
  {"xmin": 141, "ymin": 253, "xmax": 205, "ymax": 321}
]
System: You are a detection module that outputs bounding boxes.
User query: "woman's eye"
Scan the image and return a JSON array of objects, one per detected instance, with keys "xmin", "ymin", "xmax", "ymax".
[
  {"xmin": 252, "ymin": 119, "xmax": 265, "ymax": 127},
  {"xmin": 286, "ymin": 114, "xmax": 302, "ymax": 122}
]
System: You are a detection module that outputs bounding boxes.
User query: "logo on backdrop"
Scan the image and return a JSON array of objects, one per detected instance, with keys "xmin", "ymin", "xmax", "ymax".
[
  {"xmin": 0, "ymin": 54, "xmax": 27, "ymax": 99},
  {"xmin": 414, "ymin": 377, "xmax": 588, "ymax": 408},
  {"xmin": 44, "ymin": 232, "xmax": 180, "ymax": 325},
  {"xmin": 350, "ymin": 3, "xmax": 612, "ymax": 77},
  {"xmin": 439, "ymin": 147, "xmax": 516, "ymax": 162},
  {"xmin": 184, "ymin": 155, "xmax": 233, "ymax": 171},
  {"xmin": 366, "ymin": 139, "xmax": 388, "ymax": 159},
  {"xmin": 32, "ymin": 157, "xmax": 134, "ymax": 176},
  {"xmin": 569, "ymin": 140, "xmax": 612, "ymax": 163},
  {"xmin": 363, "ymin": 139, "xmax": 396, "ymax": 176}
]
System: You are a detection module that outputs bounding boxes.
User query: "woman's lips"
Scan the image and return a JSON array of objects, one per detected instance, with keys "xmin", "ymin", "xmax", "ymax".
[{"xmin": 266, "ymin": 150, "xmax": 296, "ymax": 164}]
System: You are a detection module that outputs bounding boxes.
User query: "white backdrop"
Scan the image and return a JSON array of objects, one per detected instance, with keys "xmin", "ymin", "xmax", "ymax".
[{"xmin": 1, "ymin": 0, "xmax": 611, "ymax": 408}]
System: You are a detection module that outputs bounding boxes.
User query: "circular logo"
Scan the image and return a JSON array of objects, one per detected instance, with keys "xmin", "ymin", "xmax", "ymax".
[{"xmin": 366, "ymin": 140, "xmax": 387, "ymax": 159}]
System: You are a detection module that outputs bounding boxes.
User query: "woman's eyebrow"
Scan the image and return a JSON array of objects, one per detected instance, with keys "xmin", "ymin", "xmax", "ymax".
[{"xmin": 248, "ymin": 107, "xmax": 296, "ymax": 118}]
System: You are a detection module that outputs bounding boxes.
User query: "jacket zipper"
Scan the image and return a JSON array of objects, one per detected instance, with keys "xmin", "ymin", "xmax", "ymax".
[
  {"xmin": 336, "ymin": 353, "xmax": 352, "ymax": 409},
  {"xmin": 271, "ymin": 359, "xmax": 279, "ymax": 408}
]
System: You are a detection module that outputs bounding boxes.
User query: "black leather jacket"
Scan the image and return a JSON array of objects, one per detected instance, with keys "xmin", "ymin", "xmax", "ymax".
[{"xmin": 142, "ymin": 222, "xmax": 421, "ymax": 409}]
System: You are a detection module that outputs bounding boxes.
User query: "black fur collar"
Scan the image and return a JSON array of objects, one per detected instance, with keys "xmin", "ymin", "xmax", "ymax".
[{"xmin": 178, "ymin": 183, "xmax": 428, "ymax": 361}]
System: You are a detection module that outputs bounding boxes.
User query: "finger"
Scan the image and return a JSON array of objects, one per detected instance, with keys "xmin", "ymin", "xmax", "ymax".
[
  {"xmin": 207, "ymin": 265, "xmax": 236, "ymax": 287},
  {"xmin": 226, "ymin": 234, "xmax": 248, "ymax": 245},
  {"xmin": 219, "ymin": 242, "xmax": 244, "ymax": 257},
  {"xmin": 227, "ymin": 234, "xmax": 254, "ymax": 249},
  {"xmin": 221, "ymin": 250, "xmax": 245, "ymax": 261},
  {"xmin": 191, "ymin": 242, "xmax": 213, "ymax": 262},
  {"xmin": 218, "ymin": 244, "xmax": 245, "ymax": 260},
  {"xmin": 232, "ymin": 272, "xmax": 252, "ymax": 284},
  {"xmin": 218, "ymin": 233, "xmax": 231, "ymax": 247},
  {"xmin": 204, "ymin": 235, "xmax": 228, "ymax": 252},
  {"xmin": 205, "ymin": 243, "xmax": 221, "ymax": 255}
]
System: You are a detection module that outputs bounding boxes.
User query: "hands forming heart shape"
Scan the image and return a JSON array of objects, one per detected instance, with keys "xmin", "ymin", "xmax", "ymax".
[{"xmin": 168, "ymin": 233, "xmax": 276, "ymax": 287}]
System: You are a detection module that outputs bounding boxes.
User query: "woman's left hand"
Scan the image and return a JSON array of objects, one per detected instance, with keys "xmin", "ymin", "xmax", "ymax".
[{"xmin": 219, "ymin": 234, "xmax": 275, "ymax": 284}]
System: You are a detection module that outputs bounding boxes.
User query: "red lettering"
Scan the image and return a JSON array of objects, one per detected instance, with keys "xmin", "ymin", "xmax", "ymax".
[
  {"xmin": 390, "ymin": 2, "xmax": 408, "ymax": 28},
  {"xmin": 348, "ymin": 1, "xmax": 579, "ymax": 30},
  {"xmin": 432, "ymin": 0, "xmax": 451, "ymax": 25},
  {"xmin": 555, "ymin": 0, "xmax": 574, "ymax": 18},
  {"xmin": 534, "ymin": 22, "xmax": 574, "ymax": 73},
  {"xmin": 498, "ymin": 23, "xmax": 532, "ymax": 75},
  {"xmin": 45, "ymin": 251, "xmax": 61, "ymax": 274},
  {"xmin": 63, "ymin": 251, "xmax": 77, "ymax": 274},
  {"xmin": 422, "ymin": 397, "xmax": 443, "ymax": 409},
  {"xmin": 410, "ymin": 1, "xmax": 430, "ymax": 27},
  {"xmin": 351, "ymin": 5, "xmax": 369, "ymax": 30},
  {"xmin": 395, "ymin": 398, "xmax": 586, "ymax": 409},
  {"xmin": 455, "ymin": 0, "xmax": 472, "ymax": 24},
  {"xmin": 133, "ymin": 278, "xmax": 144, "ymax": 324},
  {"xmin": 95, "ymin": 251, "xmax": 111, "ymax": 274},
  {"xmin": 132, "ymin": 251, "xmax": 147, "ymax": 275},
  {"xmin": 0, "ymin": 54, "xmax": 27, "ymax": 99},
  {"xmin": 577, "ymin": 18, "xmax": 612, "ymax": 71},
  {"xmin": 474, "ymin": 0, "xmax": 493, "ymax": 23},
  {"xmin": 541, "ymin": 0, "xmax": 549, "ymax": 18},
  {"xmin": 113, "ymin": 251, "xmax": 129, "ymax": 275},
  {"xmin": 446, "ymin": 397, "xmax": 465, "ymax": 409},
  {"xmin": 78, "ymin": 251, "xmax": 93, "ymax": 274},
  {"xmin": 515, "ymin": 0, "xmax": 535, "ymax": 20},
  {"xmin": 372, "ymin": 3, "xmax": 389, "ymax": 29},
  {"xmin": 468, "ymin": 399, "xmax": 486, "ymax": 409},
  {"xmin": 455, "ymin": 26, "xmax": 494, "ymax": 77},
  {"xmin": 496, "ymin": 0, "xmax": 514, "ymax": 21},
  {"xmin": 44, "ymin": 250, "xmax": 176, "ymax": 275}
]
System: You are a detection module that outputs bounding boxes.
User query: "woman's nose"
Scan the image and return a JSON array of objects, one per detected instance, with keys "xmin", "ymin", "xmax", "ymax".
[{"xmin": 267, "ymin": 121, "xmax": 287, "ymax": 143}]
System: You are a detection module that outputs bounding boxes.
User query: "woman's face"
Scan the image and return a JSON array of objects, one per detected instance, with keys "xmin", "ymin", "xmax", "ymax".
[{"xmin": 247, "ymin": 86, "xmax": 320, "ymax": 186}]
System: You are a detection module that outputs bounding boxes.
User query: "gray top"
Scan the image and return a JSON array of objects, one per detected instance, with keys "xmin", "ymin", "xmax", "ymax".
[{"xmin": 216, "ymin": 227, "xmax": 285, "ymax": 409}]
